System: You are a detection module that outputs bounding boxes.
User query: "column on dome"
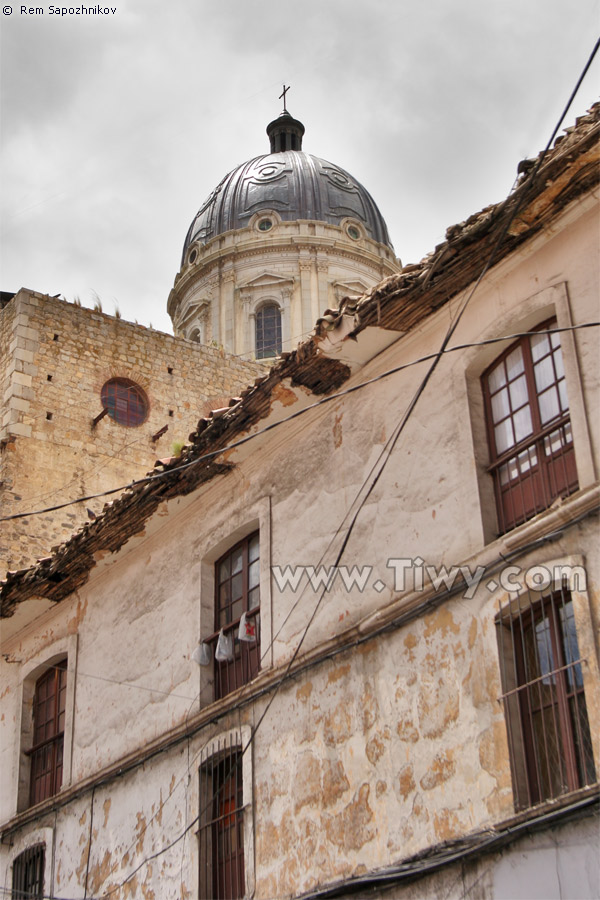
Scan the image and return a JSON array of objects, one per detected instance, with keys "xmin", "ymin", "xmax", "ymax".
[
  {"xmin": 299, "ymin": 256, "xmax": 313, "ymax": 341},
  {"xmin": 210, "ymin": 279, "xmax": 221, "ymax": 347},
  {"xmin": 241, "ymin": 292, "xmax": 253, "ymax": 358},
  {"xmin": 280, "ymin": 288, "xmax": 292, "ymax": 354},
  {"xmin": 221, "ymin": 267, "xmax": 236, "ymax": 354},
  {"xmin": 316, "ymin": 256, "xmax": 328, "ymax": 324}
]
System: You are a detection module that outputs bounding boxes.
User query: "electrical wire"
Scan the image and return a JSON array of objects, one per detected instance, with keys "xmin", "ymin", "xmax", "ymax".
[
  {"xmin": 227, "ymin": 325, "xmax": 315, "ymax": 360},
  {"xmin": 18, "ymin": 661, "xmax": 199, "ymax": 703},
  {"xmin": 4, "ymin": 318, "xmax": 595, "ymax": 884},
  {"xmin": 1, "ymin": 322, "xmax": 597, "ymax": 526},
  {"xmin": 83, "ymin": 787, "xmax": 95, "ymax": 900},
  {"xmin": 10, "ymin": 432, "xmax": 147, "ymax": 514},
  {"xmin": 4, "ymin": 44, "xmax": 599, "ymax": 899},
  {"xmin": 93, "ymin": 46, "xmax": 600, "ymax": 894},
  {"xmin": 4, "ymin": 495, "xmax": 597, "ymax": 900}
]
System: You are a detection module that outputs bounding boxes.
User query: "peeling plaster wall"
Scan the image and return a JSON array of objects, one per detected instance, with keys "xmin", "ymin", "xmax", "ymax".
[{"xmin": 1, "ymin": 198, "xmax": 599, "ymax": 897}]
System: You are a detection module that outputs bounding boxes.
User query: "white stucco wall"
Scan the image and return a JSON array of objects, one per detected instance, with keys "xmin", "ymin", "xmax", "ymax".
[{"xmin": 1, "ymin": 193, "xmax": 598, "ymax": 898}]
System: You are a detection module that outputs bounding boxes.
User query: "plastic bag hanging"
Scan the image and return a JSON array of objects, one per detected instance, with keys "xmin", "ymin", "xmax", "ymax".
[
  {"xmin": 238, "ymin": 611, "xmax": 257, "ymax": 642},
  {"xmin": 215, "ymin": 628, "xmax": 234, "ymax": 661},
  {"xmin": 192, "ymin": 643, "xmax": 212, "ymax": 666}
]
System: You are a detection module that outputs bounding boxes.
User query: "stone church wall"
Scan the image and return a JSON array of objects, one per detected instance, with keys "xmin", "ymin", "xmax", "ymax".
[{"xmin": 0, "ymin": 289, "xmax": 264, "ymax": 578}]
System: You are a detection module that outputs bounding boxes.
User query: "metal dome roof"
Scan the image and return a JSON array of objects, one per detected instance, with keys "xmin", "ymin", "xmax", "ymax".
[{"xmin": 182, "ymin": 113, "xmax": 394, "ymax": 261}]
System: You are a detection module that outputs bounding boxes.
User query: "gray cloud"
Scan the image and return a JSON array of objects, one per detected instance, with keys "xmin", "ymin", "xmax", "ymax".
[{"xmin": 1, "ymin": 0, "xmax": 598, "ymax": 333}]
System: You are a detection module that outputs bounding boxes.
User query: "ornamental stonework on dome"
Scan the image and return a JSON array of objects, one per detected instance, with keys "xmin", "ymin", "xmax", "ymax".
[{"xmin": 168, "ymin": 109, "xmax": 401, "ymax": 359}]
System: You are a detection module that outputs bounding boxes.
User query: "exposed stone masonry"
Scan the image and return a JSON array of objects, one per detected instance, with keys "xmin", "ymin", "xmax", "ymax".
[{"xmin": 0, "ymin": 289, "xmax": 264, "ymax": 577}]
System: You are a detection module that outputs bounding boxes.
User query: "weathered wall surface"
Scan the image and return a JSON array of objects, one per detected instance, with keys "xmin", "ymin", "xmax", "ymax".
[
  {"xmin": 370, "ymin": 816, "xmax": 600, "ymax": 900},
  {"xmin": 0, "ymin": 290, "xmax": 264, "ymax": 578},
  {"xmin": 1, "ymin": 198, "xmax": 599, "ymax": 897}
]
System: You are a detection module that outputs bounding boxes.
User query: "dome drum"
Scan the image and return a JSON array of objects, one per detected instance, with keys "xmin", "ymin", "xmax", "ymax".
[{"xmin": 170, "ymin": 109, "xmax": 400, "ymax": 360}]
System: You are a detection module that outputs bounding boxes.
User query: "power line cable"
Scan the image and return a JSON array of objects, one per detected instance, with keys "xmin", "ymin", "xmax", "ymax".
[
  {"xmin": 6, "ymin": 497, "xmax": 596, "ymax": 900},
  {"xmin": 6, "ymin": 45, "xmax": 599, "ymax": 898},
  {"xmin": 1, "ymin": 322, "xmax": 597, "ymax": 525},
  {"xmin": 24, "ymin": 662, "xmax": 198, "ymax": 703},
  {"xmin": 96, "ymin": 42, "xmax": 600, "ymax": 894}
]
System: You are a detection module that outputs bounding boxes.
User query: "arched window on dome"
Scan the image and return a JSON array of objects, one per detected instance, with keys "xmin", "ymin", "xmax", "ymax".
[{"xmin": 255, "ymin": 304, "xmax": 282, "ymax": 360}]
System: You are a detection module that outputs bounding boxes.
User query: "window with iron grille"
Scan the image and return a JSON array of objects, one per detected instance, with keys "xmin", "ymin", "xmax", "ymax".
[
  {"xmin": 482, "ymin": 320, "xmax": 578, "ymax": 534},
  {"xmin": 12, "ymin": 844, "xmax": 45, "ymax": 899},
  {"xmin": 496, "ymin": 582, "xmax": 596, "ymax": 810},
  {"xmin": 198, "ymin": 740, "xmax": 245, "ymax": 900},
  {"xmin": 255, "ymin": 304, "xmax": 282, "ymax": 359},
  {"xmin": 100, "ymin": 378, "xmax": 148, "ymax": 427},
  {"xmin": 208, "ymin": 533, "xmax": 260, "ymax": 700},
  {"xmin": 28, "ymin": 660, "xmax": 67, "ymax": 806}
]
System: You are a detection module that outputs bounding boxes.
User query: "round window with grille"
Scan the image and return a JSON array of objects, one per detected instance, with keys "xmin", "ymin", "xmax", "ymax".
[{"xmin": 100, "ymin": 378, "xmax": 148, "ymax": 427}]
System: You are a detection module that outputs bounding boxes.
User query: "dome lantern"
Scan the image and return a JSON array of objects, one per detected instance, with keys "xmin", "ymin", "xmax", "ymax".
[{"xmin": 266, "ymin": 110, "xmax": 305, "ymax": 153}]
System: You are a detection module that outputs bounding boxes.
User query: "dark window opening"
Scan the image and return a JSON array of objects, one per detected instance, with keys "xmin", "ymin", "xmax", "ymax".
[
  {"xmin": 255, "ymin": 305, "xmax": 282, "ymax": 360},
  {"xmin": 482, "ymin": 320, "xmax": 578, "ymax": 534},
  {"xmin": 208, "ymin": 533, "xmax": 260, "ymax": 700},
  {"xmin": 28, "ymin": 661, "xmax": 67, "ymax": 806},
  {"xmin": 12, "ymin": 844, "xmax": 45, "ymax": 899},
  {"xmin": 167, "ymin": 366, "xmax": 173, "ymax": 375},
  {"xmin": 53, "ymin": 334, "xmax": 59, "ymax": 342},
  {"xmin": 45, "ymin": 412, "xmax": 52, "ymax": 421},
  {"xmin": 100, "ymin": 378, "xmax": 148, "ymax": 428},
  {"xmin": 46, "ymin": 375, "xmax": 52, "ymax": 382},
  {"xmin": 199, "ymin": 741, "xmax": 245, "ymax": 900},
  {"xmin": 497, "ymin": 583, "xmax": 596, "ymax": 810}
]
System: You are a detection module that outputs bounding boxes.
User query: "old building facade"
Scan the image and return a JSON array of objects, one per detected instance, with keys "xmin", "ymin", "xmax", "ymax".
[
  {"xmin": 1, "ymin": 105, "xmax": 599, "ymax": 899},
  {"xmin": 0, "ymin": 292, "xmax": 264, "ymax": 578}
]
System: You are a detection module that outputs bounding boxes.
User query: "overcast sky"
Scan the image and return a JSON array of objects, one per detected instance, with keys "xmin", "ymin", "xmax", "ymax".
[{"xmin": 1, "ymin": 0, "xmax": 598, "ymax": 335}]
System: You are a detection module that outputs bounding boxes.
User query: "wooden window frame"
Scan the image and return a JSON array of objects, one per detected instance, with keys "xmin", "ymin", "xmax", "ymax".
[
  {"xmin": 12, "ymin": 843, "xmax": 45, "ymax": 899},
  {"xmin": 207, "ymin": 533, "xmax": 260, "ymax": 700},
  {"xmin": 496, "ymin": 582, "xmax": 596, "ymax": 810},
  {"xmin": 100, "ymin": 378, "xmax": 148, "ymax": 427},
  {"xmin": 27, "ymin": 660, "xmax": 67, "ymax": 807},
  {"xmin": 198, "ymin": 738, "xmax": 245, "ymax": 900},
  {"xmin": 482, "ymin": 319, "xmax": 578, "ymax": 534}
]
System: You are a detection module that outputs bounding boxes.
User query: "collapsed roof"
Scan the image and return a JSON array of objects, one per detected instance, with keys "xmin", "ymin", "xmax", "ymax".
[{"xmin": 1, "ymin": 103, "xmax": 598, "ymax": 617}]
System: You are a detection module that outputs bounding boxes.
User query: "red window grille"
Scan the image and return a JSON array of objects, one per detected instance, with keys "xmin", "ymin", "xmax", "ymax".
[
  {"xmin": 12, "ymin": 844, "xmax": 45, "ymax": 899},
  {"xmin": 28, "ymin": 660, "xmax": 67, "ymax": 806},
  {"xmin": 255, "ymin": 305, "xmax": 282, "ymax": 359},
  {"xmin": 482, "ymin": 320, "xmax": 578, "ymax": 534},
  {"xmin": 497, "ymin": 583, "xmax": 596, "ymax": 810},
  {"xmin": 198, "ymin": 740, "xmax": 245, "ymax": 900},
  {"xmin": 208, "ymin": 533, "xmax": 260, "ymax": 701},
  {"xmin": 100, "ymin": 378, "xmax": 148, "ymax": 427}
]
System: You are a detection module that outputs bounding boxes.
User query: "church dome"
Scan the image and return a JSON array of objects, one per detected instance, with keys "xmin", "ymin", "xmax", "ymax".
[{"xmin": 181, "ymin": 111, "xmax": 394, "ymax": 261}]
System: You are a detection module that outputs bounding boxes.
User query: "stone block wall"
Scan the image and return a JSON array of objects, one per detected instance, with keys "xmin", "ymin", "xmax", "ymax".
[{"xmin": 0, "ymin": 289, "xmax": 265, "ymax": 577}]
